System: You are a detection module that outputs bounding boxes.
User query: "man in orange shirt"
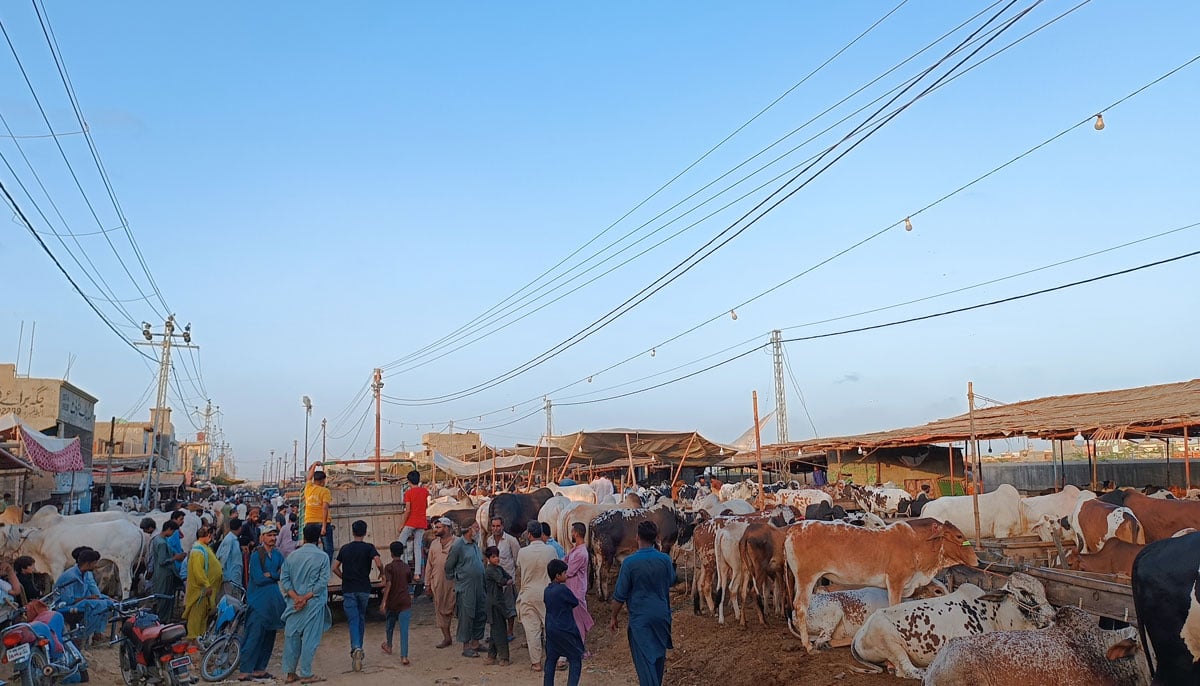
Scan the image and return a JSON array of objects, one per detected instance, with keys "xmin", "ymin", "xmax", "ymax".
[
  {"xmin": 397, "ymin": 470, "xmax": 429, "ymax": 583},
  {"xmin": 304, "ymin": 462, "xmax": 334, "ymax": 559}
]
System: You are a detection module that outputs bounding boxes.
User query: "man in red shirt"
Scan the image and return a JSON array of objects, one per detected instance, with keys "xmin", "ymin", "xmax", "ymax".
[{"xmin": 397, "ymin": 470, "xmax": 429, "ymax": 583}]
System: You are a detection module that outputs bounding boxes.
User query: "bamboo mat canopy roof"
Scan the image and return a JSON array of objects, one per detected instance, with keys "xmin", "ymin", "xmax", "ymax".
[{"xmin": 770, "ymin": 378, "xmax": 1200, "ymax": 453}]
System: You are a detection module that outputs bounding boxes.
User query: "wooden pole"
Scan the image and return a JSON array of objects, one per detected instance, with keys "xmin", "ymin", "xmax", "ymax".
[
  {"xmin": 967, "ymin": 382, "xmax": 982, "ymax": 547},
  {"xmin": 753, "ymin": 391, "xmax": 764, "ymax": 508},
  {"xmin": 670, "ymin": 434, "xmax": 698, "ymax": 488},
  {"xmin": 947, "ymin": 443, "xmax": 954, "ymax": 496},
  {"xmin": 1185, "ymin": 426, "xmax": 1192, "ymax": 490},
  {"xmin": 1090, "ymin": 439, "xmax": 1097, "ymax": 492},
  {"xmin": 625, "ymin": 433, "xmax": 638, "ymax": 488},
  {"xmin": 525, "ymin": 438, "xmax": 542, "ymax": 490},
  {"xmin": 490, "ymin": 447, "xmax": 497, "ymax": 495},
  {"xmin": 557, "ymin": 433, "xmax": 583, "ymax": 482}
]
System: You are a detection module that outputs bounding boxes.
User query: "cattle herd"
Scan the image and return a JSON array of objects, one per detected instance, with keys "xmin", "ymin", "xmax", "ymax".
[{"xmin": 8, "ymin": 478, "xmax": 1200, "ymax": 684}]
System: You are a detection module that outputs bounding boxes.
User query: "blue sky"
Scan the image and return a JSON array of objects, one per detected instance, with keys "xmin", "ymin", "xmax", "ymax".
[{"xmin": 2, "ymin": 1, "xmax": 1198, "ymax": 479}]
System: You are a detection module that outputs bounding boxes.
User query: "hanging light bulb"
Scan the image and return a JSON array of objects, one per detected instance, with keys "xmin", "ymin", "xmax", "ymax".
[
  {"xmin": 650, "ymin": 348, "xmax": 656, "ymax": 357},
  {"xmin": 730, "ymin": 310, "xmax": 738, "ymax": 321},
  {"xmin": 587, "ymin": 376, "xmax": 593, "ymax": 383},
  {"xmin": 1073, "ymin": 431, "xmax": 1086, "ymax": 447},
  {"xmin": 1093, "ymin": 113, "xmax": 1105, "ymax": 131},
  {"xmin": 904, "ymin": 217, "xmax": 913, "ymax": 232}
]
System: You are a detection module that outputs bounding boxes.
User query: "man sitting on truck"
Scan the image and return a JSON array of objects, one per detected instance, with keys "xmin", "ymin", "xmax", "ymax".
[{"xmin": 304, "ymin": 462, "xmax": 334, "ymax": 559}]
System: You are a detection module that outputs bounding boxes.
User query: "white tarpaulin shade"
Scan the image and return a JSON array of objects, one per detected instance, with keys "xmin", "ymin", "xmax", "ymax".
[
  {"xmin": 0, "ymin": 413, "xmax": 77, "ymax": 452},
  {"xmin": 431, "ymin": 450, "xmax": 540, "ymax": 477}
]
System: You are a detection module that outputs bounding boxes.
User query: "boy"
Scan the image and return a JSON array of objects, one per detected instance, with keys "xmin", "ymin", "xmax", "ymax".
[
  {"xmin": 380, "ymin": 541, "xmax": 413, "ymax": 665},
  {"xmin": 543, "ymin": 558, "xmax": 584, "ymax": 686},
  {"xmin": 482, "ymin": 546, "xmax": 514, "ymax": 667}
]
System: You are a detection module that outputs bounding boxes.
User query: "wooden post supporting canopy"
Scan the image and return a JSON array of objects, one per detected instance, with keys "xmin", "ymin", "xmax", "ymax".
[
  {"xmin": 625, "ymin": 433, "xmax": 638, "ymax": 488},
  {"xmin": 967, "ymin": 382, "xmax": 982, "ymax": 547},
  {"xmin": 1185, "ymin": 426, "xmax": 1192, "ymax": 490},
  {"xmin": 753, "ymin": 391, "xmax": 764, "ymax": 509},
  {"xmin": 670, "ymin": 433, "xmax": 698, "ymax": 488},
  {"xmin": 556, "ymin": 433, "xmax": 583, "ymax": 482}
]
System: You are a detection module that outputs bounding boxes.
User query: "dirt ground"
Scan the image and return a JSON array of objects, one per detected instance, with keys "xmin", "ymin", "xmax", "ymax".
[{"xmin": 82, "ymin": 590, "xmax": 906, "ymax": 686}]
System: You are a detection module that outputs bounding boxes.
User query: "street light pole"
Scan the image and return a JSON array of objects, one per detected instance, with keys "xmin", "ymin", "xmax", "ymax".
[{"xmin": 302, "ymin": 396, "xmax": 312, "ymax": 477}]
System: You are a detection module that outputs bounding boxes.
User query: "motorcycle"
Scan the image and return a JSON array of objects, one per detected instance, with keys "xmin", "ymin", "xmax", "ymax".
[
  {"xmin": 197, "ymin": 583, "xmax": 245, "ymax": 682},
  {"xmin": 0, "ymin": 591, "xmax": 89, "ymax": 686},
  {"xmin": 108, "ymin": 596, "xmax": 198, "ymax": 686}
]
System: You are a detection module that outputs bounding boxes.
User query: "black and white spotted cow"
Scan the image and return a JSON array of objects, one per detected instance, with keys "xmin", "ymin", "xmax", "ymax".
[{"xmin": 850, "ymin": 573, "xmax": 1055, "ymax": 679}]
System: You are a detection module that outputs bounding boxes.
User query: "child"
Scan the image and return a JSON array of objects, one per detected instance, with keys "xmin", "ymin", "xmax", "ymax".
[
  {"xmin": 543, "ymin": 558, "xmax": 584, "ymax": 686},
  {"xmin": 483, "ymin": 546, "xmax": 514, "ymax": 667},
  {"xmin": 380, "ymin": 541, "xmax": 413, "ymax": 665}
]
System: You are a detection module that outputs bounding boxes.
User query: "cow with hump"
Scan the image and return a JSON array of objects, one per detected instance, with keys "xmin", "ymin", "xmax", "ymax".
[
  {"xmin": 783, "ymin": 517, "xmax": 978, "ymax": 652},
  {"xmin": 850, "ymin": 572, "xmax": 1055, "ymax": 679},
  {"xmin": 590, "ymin": 504, "xmax": 693, "ymax": 600},
  {"xmin": 922, "ymin": 606, "xmax": 1149, "ymax": 686},
  {"xmin": 1131, "ymin": 530, "xmax": 1200, "ymax": 685}
]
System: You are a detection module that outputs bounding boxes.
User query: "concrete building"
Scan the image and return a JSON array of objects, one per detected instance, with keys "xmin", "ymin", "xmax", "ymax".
[
  {"xmin": 0, "ymin": 363, "xmax": 97, "ymax": 464},
  {"xmin": 422, "ymin": 431, "xmax": 482, "ymax": 459},
  {"xmin": 91, "ymin": 408, "xmax": 177, "ymax": 472}
]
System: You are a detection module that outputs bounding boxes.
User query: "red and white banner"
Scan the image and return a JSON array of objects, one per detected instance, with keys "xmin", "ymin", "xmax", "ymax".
[{"xmin": 20, "ymin": 427, "xmax": 83, "ymax": 473}]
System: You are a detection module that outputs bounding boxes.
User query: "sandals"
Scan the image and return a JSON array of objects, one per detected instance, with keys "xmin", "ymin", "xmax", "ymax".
[
  {"xmin": 380, "ymin": 642, "xmax": 392, "ymax": 655},
  {"xmin": 435, "ymin": 639, "xmax": 453, "ymax": 649},
  {"xmin": 401, "ymin": 657, "xmax": 411, "ymax": 666}
]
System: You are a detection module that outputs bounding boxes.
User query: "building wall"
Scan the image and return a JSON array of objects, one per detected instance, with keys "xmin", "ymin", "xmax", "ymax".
[
  {"xmin": 0, "ymin": 363, "xmax": 97, "ymax": 466},
  {"xmin": 422, "ymin": 432, "xmax": 482, "ymax": 459}
]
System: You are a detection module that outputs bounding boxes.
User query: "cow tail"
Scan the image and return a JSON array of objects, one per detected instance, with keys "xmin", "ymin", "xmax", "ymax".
[
  {"xmin": 848, "ymin": 639, "xmax": 885, "ymax": 674},
  {"xmin": 1137, "ymin": 613, "xmax": 1156, "ymax": 678}
]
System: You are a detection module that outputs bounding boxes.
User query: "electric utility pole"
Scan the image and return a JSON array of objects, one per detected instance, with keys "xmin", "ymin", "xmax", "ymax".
[
  {"xmin": 771, "ymin": 329, "xmax": 789, "ymax": 445},
  {"xmin": 544, "ymin": 396, "xmax": 553, "ymax": 441},
  {"xmin": 321, "ymin": 418, "xmax": 327, "ymax": 462},
  {"xmin": 372, "ymin": 368, "xmax": 383, "ymax": 482},
  {"xmin": 134, "ymin": 315, "xmax": 196, "ymax": 507}
]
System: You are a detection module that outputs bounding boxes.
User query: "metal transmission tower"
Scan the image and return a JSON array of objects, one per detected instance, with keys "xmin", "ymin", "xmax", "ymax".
[
  {"xmin": 199, "ymin": 400, "xmax": 217, "ymax": 479},
  {"xmin": 771, "ymin": 330, "xmax": 788, "ymax": 445},
  {"xmin": 135, "ymin": 315, "xmax": 196, "ymax": 507}
]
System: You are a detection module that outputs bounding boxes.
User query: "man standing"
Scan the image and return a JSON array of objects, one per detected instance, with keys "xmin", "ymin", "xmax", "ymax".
[
  {"xmin": 278, "ymin": 513, "xmax": 299, "ymax": 558},
  {"xmin": 281, "ymin": 523, "xmax": 332, "ymax": 684},
  {"xmin": 303, "ymin": 462, "xmax": 334, "ymax": 559},
  {"xmin": 217, "ymin": 518, "xmax": 244, "ymax": 586},
  {"xmin": 444, "ymin": 521, "xmax": 486, "ymax": 658},
  {"xmin": 564, "ymin": 522, "xmax": 594, "ymax": 654},
  {"xmin": 425, "ymin": 517, "xmax": 458, "ymax": 650},
  {"xmin": 333, "ymin": 519, "xmax": 384, "ymax": 672},
  {"xmin": 152, "ymin": 520, "xmax": 185, "ymax": 620},
  {"xmin": 397, "ymin": 470, "xmax": 429, "ymax": 582},
  {"xmin": 589, "ymin": 474, "xmax": 614, "ymax": 504},
  {"xmin": 168, "ymin": 510, "xmax": 188, "ymax": 582},
  {"xmin": 516, "ymin": 520, "xmax": 559, "ymax": 672},
  {"xmin": 241, "ymin": 508, "xmax": 263, "ymax": 550},
  {"xmin": 542, "ymin": 522, "xmax": 565, "ymax": 559},
  {"xmin": 609, "ymin": 520, "xmax": 675, "ymax": 686},
  {"xmin": 53, "ymin": 549, "xmax": 114, "ymax": 644},
  {"xmin": 238, "ymin": 523, "xmax": 285, "ymax": 681}
]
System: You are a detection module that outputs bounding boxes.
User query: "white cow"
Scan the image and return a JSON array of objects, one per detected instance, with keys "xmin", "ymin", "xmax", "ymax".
[
  {"xmin": 851, "ymin": 573, "xmax": 1056, "ymax": 679},
  {"xmin": 853, "ymin": 486, "xmax": 914, "ymax": 517},
  {"xmin": 714, "ymin": 521, "xmax": 753, "ymax": 625},
  {"xmin": 806, "ymin": 582, "xmax": 948, "ymax": 649},
  {"xmin": 719, "ymin": 480, "xmax": 757, "ymax": 503},
  {"xmin": 537, "ymin": 496, "xmax": 574, "ymax": 541},
  {"xmin": 1020, "ymin": 485, "xmax": 1087, "ymax": 538},
  {"xmin": 547, "ymin": 484, "xmax": 598, "ymax": 504},
  {"xmin": 920, "ymin": 483, "xmax": 1024, "ymax": 539},
  {"xmin": 0, "ymin": 519, "xmax": 145, "ymax": 599}
]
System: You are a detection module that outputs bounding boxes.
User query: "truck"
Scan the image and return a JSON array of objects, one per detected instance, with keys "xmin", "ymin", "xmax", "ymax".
[{"xmin": 325, "ymin": 483, "xmax": 407, "ymax": 599}]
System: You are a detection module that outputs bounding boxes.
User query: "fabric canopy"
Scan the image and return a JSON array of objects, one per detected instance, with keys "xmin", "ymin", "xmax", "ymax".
[
  {"xmin": 547, "ymin": 429, "xmax": 738, "ymax": 468},
  {"xmin": 0, "ymin": 413, "xmax": 77, "ymax": 452},
  {"xmin": 19, "ymin": 426, "xmax": 82, "ymax": 473},
  {"xmin": 431, "ymin": 450, "xmax": 542, "ymax": 478}
]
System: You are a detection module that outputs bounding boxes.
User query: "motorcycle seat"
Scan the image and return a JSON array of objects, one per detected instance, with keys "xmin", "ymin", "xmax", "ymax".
[{"xmin": 133, "ymin": 623, "xmax": 186, "ymax": 645}]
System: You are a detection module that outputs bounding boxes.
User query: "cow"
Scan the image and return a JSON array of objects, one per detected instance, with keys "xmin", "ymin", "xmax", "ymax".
[
  {"xmin": 764, "ymin": 488, "xmax": 832, "ymax": 511},
  {"xmin": 922, "ymin": 606, "xmax": 1148, "ymax": 686},
  {"xmin": 690, "ymin": 506, "xmax": 804, "ymax": 618},
  {"xmin": 590, "ymin": 505, "xmax": 693, "ymax": 600},
  {"xmin": 1061, "ymin": 497, "xmax": 1144, "ymax": 553},
  {"xmin": 738, "ymin": 520, "xmax": 793, "ymax": 626},
  {"xmin": 1065, "ymin": 538, "xmax": 1142, "ymax": 577},
  {"xmin": 1099, "ymin": 490, "xmax": 1200, "ymax": 543},
  {"xmin": 719, "ymin": 480, "xmax": 757, "ymax": 503},
  {"xmin": 784, "ymin": 518, "xmax": 979, "ymax": 652},
  {"xmin": 439, "ymin": 508, "xmax": 480, "ymax": 534},
  {"xmin": 851, "ymin": 573, "xmax": 1055, "ymax": 679},
  {"xmin": 852, "ymin": 485, "xmax": 913, "ymax": 517},
  {"xmin": 537, "ymin": 496, "xmax": 574, "ymax": 541},
  {"xmin": 716, "ymin": 499, "xmax": 756, "ymax": 516},
  {"xmin": 920, "ymin": 483, "xmax": 1023, "ymax": 539},
  {"xmin": 1131, "ymin": 530, "xmax": 1200, "ymax": 685},
  {"xmin": 804, "ymin": 582, "xmax": 948, "ymax": 649},
  {"xmin": 1020, "ymin": 485, "xmax": 1086, "ymax": 537},
  {"xmin": 488, "ymin": 488, "xmax": 555, "ymax": 539},
  {"xmin": 804, "ymin": 501, "xmax": 848, "ymax": 521},
  {"xmin": 0, "ymin": 519, "xmax": 145, "ymax": 599},
  {"xmin": 714, "ymin": 521, "xmax": 754, "ymax": 625},
  {"xmin": 547, "ymin": 483, "xmax": 598, "ymax": 504}
]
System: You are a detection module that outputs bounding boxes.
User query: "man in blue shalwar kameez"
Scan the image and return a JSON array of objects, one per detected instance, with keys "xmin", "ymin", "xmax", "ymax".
[
  {"xmin": 217, "ymin": 518, "xmax": 244, "ymax": 586},
  {"xmin": 609, "ymin": 520, "xmax": 675, "ymax": 686},
  {"xmin": 239, "ymin": 523, "xmax": 285, "ymax": 681},
  {"xmin": 53, "ymin": 549, "xmax": 115, "ymax": 643},
  {"xmin": 281, "ymin": 523, "xmax": 332, "ymax": 683}
]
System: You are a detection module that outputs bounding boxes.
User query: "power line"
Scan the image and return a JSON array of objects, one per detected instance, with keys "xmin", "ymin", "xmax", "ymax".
[
  {"xmin": 782, "ymin": 346, "xmax": 820, "ymax": 438},
  {"xmin": 379, "ymin": 0, "xmax": 914, "ymax": 372},
  {"xmin": 380, "ymin": 1, "xmax": 1018, "ymax": 375},
  {"xmin": 387, "ymin": 1, "xmax": 1036, "ymax": 406}
]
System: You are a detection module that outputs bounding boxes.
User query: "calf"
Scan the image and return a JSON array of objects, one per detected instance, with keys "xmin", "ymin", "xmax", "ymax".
[
  {"xmin": 1064, "ymin": 497, "xmax": 1143, "ymax": 553},
  {"xmin": 852, "ymin": 485, "xmax": 913, "ymax": 517},
  {"xmin": 784, "ymin": 518, "xmax": 978, "ymax": 652},
  {"xmin": 923, "ymin": 606, "xmax": 1147, "ymax": 686},
  {"xmin": 805, "ymin": 582, "xmax": 948, "ymax": 649},
  {"xmin": 1065, "ymin": 538, "xmax": 1142, "ymax": 577},
  {"xmin": 590, "ymin": 504, "xmax": 692, "ymax": 600},
  {"xmin": 1131, "ymin": 530, "xmax": 1200, "ymax": 684},
  {"xmin": 851, "ymin": 573, "xmax": 1055, "ymax": 679}
]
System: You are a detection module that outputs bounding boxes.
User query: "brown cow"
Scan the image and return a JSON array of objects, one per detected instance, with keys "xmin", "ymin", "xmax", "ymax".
[
  {"xmin": 738, "ymin": 521, "xmax": 789, "ymax": 626},
  {"xmin": 1065, "ymin": 498, "xmax": 1143, "ymax": 553},
  {"xmin": 1101, "ymin": 490, "xmax": 1200, "ymax": 542},
  {"xmin": 690, "ymin": 506, "xmax": 801, "ymax": 617},
  {"xmin": 784, "ymin": 518, "xmax": 978, "ymax": 652},
  {"xmin": 1065, "ymin": 538, "xmax": 1142, "ymax": 577}
]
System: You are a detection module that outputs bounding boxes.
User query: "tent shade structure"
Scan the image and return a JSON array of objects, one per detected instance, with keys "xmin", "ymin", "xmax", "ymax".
[
  {"xmin": 547, "ymin": 429, "xmax": 736, "ymax": 468},
  {"xmin": 769, "ymin": 378, "xmax": 1200, "ymax": 453}
]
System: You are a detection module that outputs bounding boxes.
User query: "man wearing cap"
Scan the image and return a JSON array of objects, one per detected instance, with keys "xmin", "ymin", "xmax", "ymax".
[
  {"xmin": 426, "ymin": 518, "xmax": 458, "ymax": 649},
  {"xmin": 239, "ymin": 522, "xmax": 284, "ymax": 682},
  {"xmin": 304, "ymin": 461, "xmax": 334, "ymax": 559}
]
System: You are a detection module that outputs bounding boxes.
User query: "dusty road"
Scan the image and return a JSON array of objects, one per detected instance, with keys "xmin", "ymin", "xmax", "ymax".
[{"xmin": 80, "ymin": 592, "xmax": 905, "ymax": 686}]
